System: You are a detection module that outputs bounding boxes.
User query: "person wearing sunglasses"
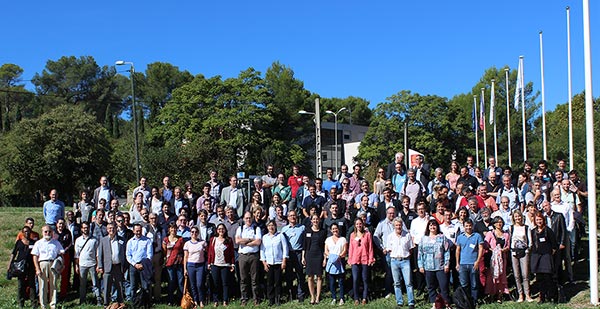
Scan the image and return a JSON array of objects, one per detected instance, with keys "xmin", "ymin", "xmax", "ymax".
[{"xmin": 183, "ymin": 226, "xmax": 208, "ymax": 308}]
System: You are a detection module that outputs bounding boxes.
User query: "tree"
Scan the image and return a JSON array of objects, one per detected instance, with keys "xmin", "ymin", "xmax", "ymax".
[
  {"xmin": 0, "ymin": 105, "xmax": 112, "ymax": 202},
  {"xmin": 320, "ymin": 96, "xmax": 372, "ymax": 126},
  {"xmin": 0, "ymin": 64, "xmax": 34, "ymax": 132}
]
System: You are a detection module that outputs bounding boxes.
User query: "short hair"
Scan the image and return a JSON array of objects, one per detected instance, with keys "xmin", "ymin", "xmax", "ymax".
[
  {"xmin": 491, "ymin": 216, "xmax": 505, "ymax": 225},
  {"xmin": 463, "ymin": 219, "xmax": 474, "ymax": 226}
]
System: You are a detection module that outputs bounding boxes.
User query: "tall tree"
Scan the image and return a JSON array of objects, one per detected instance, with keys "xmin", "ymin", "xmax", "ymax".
[{"xmin": 0, "ymin": 64, "xmax": 34, "ymax": 132}]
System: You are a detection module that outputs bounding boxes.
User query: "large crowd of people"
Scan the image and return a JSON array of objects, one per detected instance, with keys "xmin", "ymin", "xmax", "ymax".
[{"xmin": 6, "ymin": 153, "xmax": 588, "ymax": 309}]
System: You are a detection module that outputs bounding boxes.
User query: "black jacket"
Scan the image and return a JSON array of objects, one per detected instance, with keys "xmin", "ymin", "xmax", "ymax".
[{"xmin": 545, "ymin": 211, "xmax": 567, "ymax": 247}]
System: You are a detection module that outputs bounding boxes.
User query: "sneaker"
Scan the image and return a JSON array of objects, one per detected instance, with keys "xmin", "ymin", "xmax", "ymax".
[
  {"xmin": 338, "ymin": 299, "xmax": 344, "ymax": 306},
  {"xmin": 331, "ymin": 300, "xmax": 337, "ymax": 305},
  {"xmin": 517, "ymin": 296, "xmax": 524, "ymax": 303},
  {"xmin": 385, "ymin": 293, "xmax": 392, "ymax": 299}
]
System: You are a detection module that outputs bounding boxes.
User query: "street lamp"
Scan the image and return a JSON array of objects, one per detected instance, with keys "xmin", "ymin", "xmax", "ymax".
[
  {"xmin": 325, "ymin": 107, "xmax": 347, "ymax": 176},
  {"xmin": 115, "ymin": 60, "xmax": 141, "ymax": 181},
  {"xmin": 298, "ymin": 98, "xmax": 323, "ymax": 177}
]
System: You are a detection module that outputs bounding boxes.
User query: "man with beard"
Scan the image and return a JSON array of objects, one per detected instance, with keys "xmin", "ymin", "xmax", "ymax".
[{"xmin": 74, "ymin": 222, "xmax": 102, "ymax": 305}]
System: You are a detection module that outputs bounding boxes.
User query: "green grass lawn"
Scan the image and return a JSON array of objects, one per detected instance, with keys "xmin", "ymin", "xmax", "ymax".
[{"xmin": 0, "ymin": 207, "xmax": 596, "ymax": 308}]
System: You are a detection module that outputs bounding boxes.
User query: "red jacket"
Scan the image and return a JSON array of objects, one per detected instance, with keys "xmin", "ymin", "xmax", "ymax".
[{"xmin": 207, "ymin": 236, "xmax": 235, "ymax": 266}]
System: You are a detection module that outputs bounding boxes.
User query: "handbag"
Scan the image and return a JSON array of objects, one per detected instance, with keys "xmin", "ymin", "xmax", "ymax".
[
  {"xmin": 181, "ymin": 274, "xmax": 195, "ymax": 309},
  {"xmin": 9, "ymin": 259, "xmax": 26, "ymax": 277}
]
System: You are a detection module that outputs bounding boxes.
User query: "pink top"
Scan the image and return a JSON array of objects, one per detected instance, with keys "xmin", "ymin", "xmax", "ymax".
[
  {"xmin": 347, "ymin": 231, "xmax": 375, "ymax": 265},
  {"xmin": 184, "ymin": 240, "xmax": 207, "ymax": 264}
]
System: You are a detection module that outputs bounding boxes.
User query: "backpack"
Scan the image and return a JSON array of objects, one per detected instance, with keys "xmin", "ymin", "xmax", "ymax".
[
  {"xmin": 133, "ymin": 287, "xmax": 150, "ymax": 309},
  {"xmin": 453, "ymin": 285, "xmax": 475, "ymax": 309}
]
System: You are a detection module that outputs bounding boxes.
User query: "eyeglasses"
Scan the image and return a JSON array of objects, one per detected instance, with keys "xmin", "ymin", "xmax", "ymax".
[
  {"xmin": 116, "ymin": 220, "xmax": 123, "ymax": 223},
  {"xmin": 43, "ymin": 230, "xmax": 51, "ymax": 234},
  {"xmin": 191, "ymin": 231, "xmax": 199, "ymax": 234}
]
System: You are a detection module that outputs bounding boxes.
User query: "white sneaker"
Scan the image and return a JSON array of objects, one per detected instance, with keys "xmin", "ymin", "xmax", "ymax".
[
  {"xmin": 385, "ymin": 293, "xmax": 392, "ymax": 299},
  {"xmin": 331, "ymin": 299, "xmax": 337, "ymax": 305},
  {"xmin": 339, "ymin": 299, "xmax": 344, "ymax": 306}
]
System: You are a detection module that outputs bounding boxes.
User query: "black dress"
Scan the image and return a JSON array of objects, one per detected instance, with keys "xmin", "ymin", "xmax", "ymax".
[
  {"xmin": 303, "ymin": 228, "xmax": 327, "ymax": 276},
  {"xmin": 530, "ymin": 227, "xmax": 557, "ymax": 274}
]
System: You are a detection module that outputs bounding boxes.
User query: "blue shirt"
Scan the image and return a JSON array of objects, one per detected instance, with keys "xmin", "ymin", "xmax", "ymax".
[
  {"xmin": 173, "ymin": 198, "xmax": 185, "ymax": 215},
  {"xmin": 126, "ymin": 235, "xmax": 153, "ymax": 265},
  {"xmin": 281, "ymin": 224, "xmax": 305, "ymax": 251},
  {"xmin": 43, "ymin": 199, "xmax": 65, "ymax": 225},
  {"xmin": 418, "ymin": 234, "xmax": 450, "ymax": 271},
  {"xmin": 456, "ymin": 232, "xmax": 483, "ymax": 265},
  {"xmin": 260, "ymin": 232, "xmax": 289, "ymax": 265},
  {"xmin": 177, "ymin": 227, "xmax": 191, "ymax": 242},
  {"xmin": 354, "ymin": 192, "xmax": 378, "ymax": 208},
  {"xmin": 162, "ymin": 188, "xmax": 173, "ymax": 203},
  {"xmin": 322, "ymin": 180, "xmax": 340, "ymax": 193}
]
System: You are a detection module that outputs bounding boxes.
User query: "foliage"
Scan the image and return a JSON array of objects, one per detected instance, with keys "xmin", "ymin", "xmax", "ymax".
[
  {"xmin": 0, "ymin": 105, "xmax": 111, "ymax": 203},
  {"xmin": 0, "ymin": 64, "xmax": 35, "ymax": 132}
]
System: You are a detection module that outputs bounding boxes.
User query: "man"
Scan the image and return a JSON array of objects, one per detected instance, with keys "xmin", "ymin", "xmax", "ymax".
[
  {"xmin": 176, "ymin": 215, "xmax": 191, "ymax": 241},
  {"xmin": 336, "ymin": 164, "xmax": 352, "ymax": 183},
  {"xmin": 220, "ymin": 176, "xmax": 246, "ymax": 219},
  {"xmin": 390, "ymin": 163, "xmax": 407, "ymax": 197},
  {"xmin": 491, "ymin": 196, "xmax": 512, "ymax": 231},
  {"xmin": 378, "ymin": 187, "xmax": 401, "ymax": 221},
  {"xmin": 16, "ymin": 217, "xmax": 41, "ymax": 241},
  {"xmin": 483, "ymin": 157, "xmax": 502, "ymax": 183},
  {"xmin": 550, "ymin": 190, "xmax": 574, "ymax": 283},
  {"xmin": 281, "ymin": 210, "xmax": 306, "ymax": 302},
  {"xmin": 314, "ymin": 178, "xmax": 329, "ymax": 199},
  {"xmin": 74, "ymin": 222, "xmax": 102, "ymax": 305},
  {"xmin": 32, "ymin": 225, "xmax": 64, "ymax": 309},
  {"xmin": 262, "ymin": 165, "xmax": 277, "ymax": 189},
  {"xmin": 236, "ymin": 211, "xmax": 263, "ymax": 305},
  {"xmin": 354, "ymin": 180, "xmax": 379, "ymax": 211},
  {"xmin": 537, "ymin": 160, "xmax": 554, "ymax": 183},
  {"xmin": 145, "ymin": 213, "xmax": 164, "ymax": 301},
  {"xmin": 373, "ymin": 206, "xmax": 398, "ymax": 298},
  {"xmin": 133, "ymin": 177, "xmax": 151, "ymax": 207},
  {"xmin": 109, "ymin": 199, "xmax": 122, "ymax": 216},
  {"xmin": 126, "ymin": 224, "xmax": 154, "ymax": 301},
  {"xmin": 411, "ymin": 154, "xmax": 431, "ymax": 192},
  {"xmin": 485, "ymin": 172, "xmax": 500, "ymax": 197},
  {"xmin": 542, "ymin": 200, "xmax": 569, "ymax": 300},
  {"xmin": 161, "ymin": 176, "xmax": 174, "ymax": 204},
  {"xmin": 324, "ymin": 203, "xmax": 349, "ymax": 237},
  {"xmin": 384, "ymin": 217, "xmax": 415, "ymax": 309},
  {"xmin": 465, "ymin": 155, "xmax": 476, "ymax": 176},
  {"xmin": 525, "ymin": 180, "xmax": 546, "ymax": 209},
  {"xmin": 399, "ymin": 196, "xmax": 417, "ymax": 230},
  {"xmin": 97, "ymin": 222, "xmax": 126, "ymax": 309},
  {"xmin": 477, "ymin": 185, "xmax": 496, "ymax": 211},
  {"xmin": 301, "ymin": 184, "xmax": 326, "ymax": 219},
  {"xmin": 322, "ymin": 168, "xmax": 340, "ymax": 192},
  {"xmin": 386, "ymin": 152, "xmax": 407, "ymax": 180},
  {"xmin": 210, "ymin": 204, "xmax": 227, "ymax": 226},
  {"xmin": 93, "ymin": 176, "xmax": 117, "ymax": 210},
  {"xmin": 339, "ymin": 178, "xmax": 356, "ymax": 219},
  {"xmin": 348, "ymin": 164, "xmax": 365, "ymax": 195},
  {"xmin": 207, "ymin": 170, "xmax": 224, "ymax": 202},
  {"xmin": 252, "ymin": 177, "xmax": 272, "ymax": 209},
  {"xmin": 196, "ymin": 183, "xmax": 217, "ymax": 213},
  {"xmin": 457, "ymin": 167, "xmax": 479, "ymax": 194},
  {"xmin": 90, "ymin": 209, "xmax": 108, "ymax": 240},
  {"xmin": 401, "ymin": 169, "xmax": 426, "ymax": 211},
  {"xmin": 116, "ymin": 214, "xmax": 134, "ymax": 241},
  {"xmin": 323, "ymin": 186, "xmax": 346, "ymax": 218},
  {"xmin": 172, "ymin": 186, "xmax": 189, "ymax": 217},
  {"xmin": 534, "ymin": 167, "xmax": 553, "ymax": 201},
  {"xmin": 76, "ymin": 190, "xmax": 94, "ymax": 223},
  {"xmin": 43, "ymin": 189, "xmax": 65, "ymax": 230},
  {"xmin": 295, "ymin": 176, "xmax": 311, "ymax": 214},
  {"xmin": 455, "ymin": 219, "xmax": 484, "ymax": 305},
  {"xmin": 409, "ymin": 201, "xmax": 430, "ymax": 294},
  {"xmin": 158, "ymin": 201, "xmax": 176, "ymax": 232},
  {"xmin": 427, "ymin": 167, "xmax": 449, "ymax": 198},
  {"xmin": 474, "ymin": 207, "xmax": 493, "ymax": 237},
  {"xmin": 467, "ymin": 197, "xmax": 482, "ymax": 222},
  {"xmin": 496, "ymin": 175, "xmax": 523, "ymax": 212},
  {"xmin": 287, "ymin": 165, "xmax": 304, "ymax": 212},
  {"xmin": 272, "ymin": 173, "xmax": 291, "ymax": 205},
  {"xmin": 568, "ymin": 170, "xmax": 587, "ymax": 260}
]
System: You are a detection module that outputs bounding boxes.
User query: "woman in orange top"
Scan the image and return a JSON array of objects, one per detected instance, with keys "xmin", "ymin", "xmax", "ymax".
[{"xmin": 347, "ymin": 217, "xmax": 375, "ymax": 305}]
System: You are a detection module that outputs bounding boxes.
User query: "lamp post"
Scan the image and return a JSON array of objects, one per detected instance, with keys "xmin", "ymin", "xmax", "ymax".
[
  {"xmin": 325, "ymin": 107, "xmax": 347, "ymax": 176},
  {"xmin": 115, "ymin": 60, "xmax": 141, "ymax": 181},
  {"xmin": 299, "ymin": 99, "xmax": 323, "ymax": 177}
]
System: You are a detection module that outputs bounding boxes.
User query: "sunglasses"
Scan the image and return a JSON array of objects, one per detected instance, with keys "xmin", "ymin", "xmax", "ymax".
[{"xmin": 191, "ymin": 231, "xmax": 199, "ymax": 234}]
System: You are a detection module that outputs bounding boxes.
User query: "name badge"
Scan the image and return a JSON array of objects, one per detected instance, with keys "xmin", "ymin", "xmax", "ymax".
[
  {"xmin": 337, "ymin": 222, "xmax": 344, "ymax": 226},
  {"xmin": 306, "ymin": 233, "xmax": 312, "ymax": 238},
  {"xmin": 408, "ymin": 216, "xmax": 414, "ymax": 220},
  {"xmin": 29, "ymin": 245, "xmax": 34, "ymax": 249},
  {"xmin": 539, "ymin": 237, "xmax": 546, "ymax": 242},
  {"xmin": 469, "ymin": 243, "xmax": 476, "ymax": 249}
]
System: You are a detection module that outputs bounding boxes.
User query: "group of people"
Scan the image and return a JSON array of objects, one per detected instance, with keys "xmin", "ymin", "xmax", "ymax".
[{"xmin": 7, "ymin": 154, "xmax": 588, "ymax": 309}]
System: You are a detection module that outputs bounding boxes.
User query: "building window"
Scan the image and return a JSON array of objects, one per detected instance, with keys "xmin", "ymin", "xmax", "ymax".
[
  {"xmin": 323, "ymin": 152, "xmax": 328, "ymax": 162},
  {"xmin": 343, "ymin": 132, "xmax": 351, "ymax": 140}
]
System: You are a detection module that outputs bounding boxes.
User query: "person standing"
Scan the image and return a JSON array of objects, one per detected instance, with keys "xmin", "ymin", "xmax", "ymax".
[
  {"xmin": 97, "ymin": 222, "xmax": 126, "ymax": 309},
  {"xmin": 302, "ymin": 214, "xmax": 327, "ymax": 305},
  {"xmin": 184, "ymin": 226, "xmax": 208, "ymax": 308},
  {"xmin": 260, "ymin": 220, "xmax": 289, "ymax": 306},
  {"xmin": 54, "ymin": 219, "xmax": 72, "ymax": 300},
  {"xmin": 484, "ymin": 217, "xmax": 511, "ymax": 303},
  {"xmin": 510, "ymin": 210, "xmax": 534, "ymax": 302},
  {"xmin": 125, "ymin": 224, "xmax": 154, "ymax": 302},
  {"xmin": 325, "ymin": 224, "xmax": 347, "ymax": 305},
  {"xmin": 9, "ymin": 226, "xmax": 37, "ymax": 308},
  {"xmin": 145, "ymin": 213, "xmax": 164, "ymax": 301},
  {"xmin": 43, "ymin": 189, "xmax": 65, "ymax": 230},
  {"xmin": 385, "ymin": 217, "xmax": 415, "ymax": 309},
  {"xmin": 235, "ymin": 211, "xmax": 263, "ymax": 306},
  {"xmin": 418, "ymin": 219, "xmax": 451, "ymax": 306},
  {"xmin": 162, "ymin": 222, "xmax": 184, "ymax": 305},
  {"xmin": 93, "ymin": 176, "xmax": 117, "ymax": 210},
  {"xmin": 32, "ymin": 225, "xmax": 64, "ymax": 309},
  {"xmin": 348, "ymin": 217, "xmax": 375, "ymax": 305},
  {"xmin": 530, "ymin": 212, "xmax": 558, "ymax": 303},
  {"xmin": 207, "ymin": 223, "xmax": 235, "ymax": 307},
  {"xmin": 455, "ymin": 219, "xmax": 484, "ymax": 305},
  {"xmin": 281, "ymin": 210, "xmax": 306, "ymax": 302},
  {"xmin": 74, "ymin": 222, "xmax": 101, "ymax": 305}
]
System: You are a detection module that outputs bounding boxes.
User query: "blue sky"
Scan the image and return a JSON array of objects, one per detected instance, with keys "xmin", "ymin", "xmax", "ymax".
[{"xmin": 2, "ymin": 0, "xmax": 597, "ymax": 112}]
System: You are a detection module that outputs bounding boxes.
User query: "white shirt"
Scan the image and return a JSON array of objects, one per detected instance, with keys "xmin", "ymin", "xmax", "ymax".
[
  {"xmin": 31, "ymin": 238, "xmax": 64, "ymax": 261},
  {"xmin": 385, "ymin": 230, "xmax": 413, "ymax": 259},
  {"xmin": 236, "ymin": 225, "xmax": 261, "ymax": 254},
  {"xmin": 440, "ymin": 223, "xmax": 460, "ymax": 245},
  {"xmin": 325, "ymin": 236, "xmax": 347, "ymax": 256},
  {"xmin": 410, "ymin": 216, "xmax": 430, "ymax": 245},
  {"xmin": 75, "ymin": 235, "xmax": 99, "ymax": 268},
  {"xmin": 260, "ymin": 232, "xmax": 289, "ymax": 265},
  {"xmin": 552, "ymin": 201, "xmax": 575, "ymax": 232},
  {"xmin": 229, "ymin": 188, "xmax": 238, "ymax": 208},
  {"xmin": 110, "ymin": 236, "xmax": 122, "ymax": 265}
]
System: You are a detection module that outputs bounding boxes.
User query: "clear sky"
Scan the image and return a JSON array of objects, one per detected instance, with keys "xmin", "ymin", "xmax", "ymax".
[{"xmin": 2, "ymin": 0, "xmax": 597, "ymax": 112}]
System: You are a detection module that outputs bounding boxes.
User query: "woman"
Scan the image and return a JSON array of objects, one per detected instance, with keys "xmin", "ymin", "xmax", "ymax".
[
  {"xmin": 249, "ymin": 192, "xmax": 264, "ymax": 215},
  {"xmin": 151, "ymin": 186, "xmax": 163, "ymax": 215},
  {"xmin": 530, "ymin": 212, "xmax": 558, "ymax": 303},
  {"xmin": 207, "ymin": 223, "xmax": 235, "ymax": 307},
  {"xmin": 196, "ymin": 210, "xmax": 216, "ymax": 242},
  {"xmin": 8, "ymin": 226, "xmax": 37, "ymax": 308},
  {"xmin": 373, "ymin": 167, "xmax": 386, "ymax": 196},
  {"xmin": 325, "ymin": 224, "xmax": 348, "ymax": 305},
  {"xmin": 54, "ymin": 218, "xmax": 72, "ymax": 300},
  {"xmin": 302, "ymin": 214, "xmax": 327, "ymax": 305},
  {"xmin": 484, "ymin": 216, "xmax": 511, "ymax": 303},
  {"xmin": 524, "ymin": 202, "xmax": 538, "ymax": 229},
  {"xmin": 510, "ymin": 210, "xmax": 534, "ymax": 302},
  {"xmin": 348, "ymin": 217, "xmax": 375, "ymax": 305},
  {"xmin": 183, "ymin": 226, "xmax": 208, "ymax": 308},
  {"xmin": 268, "ymin": 193, "xmax": 287, "ymax": 220},
  {"xmin": 260, "ymin": 220, "xmax": 289, "ymax": 306},
  {"xmin": 418, "ymin": 219, "xmax": 451, "ymax": 305},
  {"xmin": 252, "ymin": 207, "xmax": 268, "ymax": 236},
  {"xmin": 446, "ymin": 161, "xmax": 461, "ymax": 191},
  {"xmin": 163, "ymin": 222, "xmax": 184, "ymax": 305},
  {"xmin": 453, "ymin": 207, "xmax": 469, "ymax": 235}
]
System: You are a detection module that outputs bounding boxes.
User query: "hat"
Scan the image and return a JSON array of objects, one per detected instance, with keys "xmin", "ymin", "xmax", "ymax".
[{"xmin": 51, "ymin": 256, "xmax": 64, "ymax": 274}]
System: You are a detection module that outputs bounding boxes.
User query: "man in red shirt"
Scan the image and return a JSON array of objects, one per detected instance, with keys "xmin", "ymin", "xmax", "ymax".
[{"xmin": 287, "ymin": 165, "xmax": 303, "ymax": 212}]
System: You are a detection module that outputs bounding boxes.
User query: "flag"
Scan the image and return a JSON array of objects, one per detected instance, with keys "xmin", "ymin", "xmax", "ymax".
[
  {"xmin": 472, "ymin": 98, "xmax": 477, "ymax": 132},
  {"xmin": 489, "ymin": 80, "xmax": 495, "ymax": 125},
  {"xmin": 514, "ymin": 57, "xmax": 524, "ymax": 109},
  {"xmin": 479, "ymin": 90, "xmax": 485, "ymax": 130},
  {"xmin": 408, "ymin": 149, "xmax": 425, "ymax": 167}
]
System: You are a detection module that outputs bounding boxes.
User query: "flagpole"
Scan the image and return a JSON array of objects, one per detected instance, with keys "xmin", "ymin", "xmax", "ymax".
[
  {"xmin": 491, "ymin": 79, "xmax": 498, "ymax": 162},
  {"xmin": 539, "ymin": 31, "xmax": 548, "ymax": 160},
  {"xmin": 481, "ymin": 87, "xmax": 488, "ymax": 169},
  {"xmin": 566, "ymin": 6, "xmax": 574, "ymax": 171},
  {"xmin": 474, "ymin": 95, "xmax": 479, "ymax": 167},
  {"xmin": 582, "ymin": 0, "xmax": 598, "ymax": 304},
  {"xmin": 505, "ymin": 68, "xmax": 512, "ymax": 167},
  {"xmin": 520, "ymin": 56, "xmax": 527, "ymax": 161}
]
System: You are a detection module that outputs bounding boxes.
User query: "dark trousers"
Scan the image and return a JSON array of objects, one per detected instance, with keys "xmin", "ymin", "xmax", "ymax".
[
  {"xmin": 238, "ymin": 252, "xmax": 260, "ymax": 301},
  {"xmin": 536, "ymin": 272, "xmax": 556, "ymax": 302},
  {"xmin": 187, "ymin": 262, "xmax": 206, "ymax": 303},
  {"xmin": 328, "ymin": 273, "xmax": 345, "ymax": 301},
  {"xmin": 103, "ymin": 265, "xmax": 124, "ymax": 305},
  {"xmin": 554, "ymin": 246, "xmax": 573, "ymax": 284},
  {"xmin": 17, "ymin": 271, "xmax": 37, "ymax": 306},
  {"xmin": 351, "ymin": 264, "xmax": 369, "ymax": 301},
  {"xmin": 383, "ymin": 254, "xmax": 394, "ymax": 295},
  {"xmin": 425, "ymin": 270, "xmax": 450, "ymax": 303},
  {"xmin": 411, "ymin": 245, "xmax": 426, "ymax": 293},
  {"xmin": 285, "ymin": 250, "xmax": 306, "ymax": 299},
  {"xmin": 129, "ymin": 265, "xmax": 149, "ymax": 299},
  {"xmin": 211, "ymin": 265, "xmax": 231, "ymax": 302},
  {"xmin": 166, "ymin": 264, "xmax": 183, "ymax": 304},
  {"xmin": 266, "ymin": 264, "xmax": 283, "ymax": 304}
]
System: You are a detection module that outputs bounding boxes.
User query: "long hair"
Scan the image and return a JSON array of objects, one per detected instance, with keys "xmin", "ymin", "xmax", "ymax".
[{"xmin": 424, "ymin": 219, "xmax": 440, "ymax": 236}]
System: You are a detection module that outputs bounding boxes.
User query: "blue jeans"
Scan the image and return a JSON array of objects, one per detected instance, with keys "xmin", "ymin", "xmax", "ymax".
[
  {"xmin": 328, "ymin": 273, "xmax": 345, "ymax": 301},
  {"xmin": 458, "ymin": 264, "xmax": 479, "ymax": 303},
  {"xmin": 129, "ymin": 265, "xmax": 149, "ymax": 300},
  {"xmin": 166, "ymin": 264, "xmax": 184, "ymax": 304},
  {"xmin": 425, "ymin": 270, "xmax": 449, "ymax": 303},
  {"xmin": 351, "ymin": 264, "xmax": 369, "ymax": 301},
  {"xmin": 187, "ymin": 262, "xmax": 206, "ymax": 303},
  {"xmin": 390, "ymin": 258, "xmax": 414, "ymax": 305}
]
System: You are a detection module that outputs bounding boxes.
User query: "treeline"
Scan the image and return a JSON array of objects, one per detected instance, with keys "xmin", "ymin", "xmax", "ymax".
[{"xmin": 0, "ymin": 56, "xmax": 597, "ymax": 206}]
